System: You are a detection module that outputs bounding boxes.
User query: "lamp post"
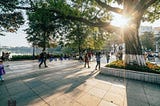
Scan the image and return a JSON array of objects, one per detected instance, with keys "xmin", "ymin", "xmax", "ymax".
[
  {"xmin": 32, "ymin": 41, "xmax": 37, "ymax": 60},
  {"xmin": 155, "ymin": 32, "xmax": 160, "ymax": 63}
]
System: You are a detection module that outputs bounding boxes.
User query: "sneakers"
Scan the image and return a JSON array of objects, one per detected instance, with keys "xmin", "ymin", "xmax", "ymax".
[{"xmin": 39, "ymin": 65, "xmax": 48, "ymax": 68}]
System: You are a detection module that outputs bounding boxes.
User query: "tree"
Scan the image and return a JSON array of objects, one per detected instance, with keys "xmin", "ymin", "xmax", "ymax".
[
  {"xmin": 0, "ymin": 0, "xmax": 24, "ymax": 35},
  {"xmin": 57, "ymin": 0, "xmax": 159, "ymax": 66},
  {"xmin": 83, "ymin": 30, "xmax": 108, "ymax": 51},
  {"xmin": 140, "ymin": 32, "xmax": 155, "ymax": 51},
  {"xmin": 26, "ymin": 4, "xmax": 52, "ymax": 51},
  {"xmin": 26, "ymin": 2, "xmax": 65, "ymax": 51},
  {"xmin": 65, "ymin": 23, "xmax": 88, "ymax": 55},
  {"xmin": 104, "ymin": 33, "xmax": 123, "ymax": 53},
  {"xmin": 1, "ymin": 0, "xmax": 160, "ymax": 66},
  {"xmin": 65, "ymin": 24, "xmax": 107, "ymax": 54}
]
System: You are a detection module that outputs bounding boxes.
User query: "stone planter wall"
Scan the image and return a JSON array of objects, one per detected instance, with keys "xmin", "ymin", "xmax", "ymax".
[{"xmin": 100, "ymin": 67, "xmax": 160, "ymax": 84}]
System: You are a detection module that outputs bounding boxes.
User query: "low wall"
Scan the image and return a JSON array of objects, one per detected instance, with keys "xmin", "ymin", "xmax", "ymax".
[{"xmin": 100, "ymin": 67, "xmax": 160, "ymax": 84}]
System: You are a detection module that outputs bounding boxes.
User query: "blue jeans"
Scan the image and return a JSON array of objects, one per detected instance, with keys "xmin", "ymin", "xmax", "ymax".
[
  {"xmin": 95, "ymin": 61, "xmax": 100, "ymax": 69},
  {"xmin": 0, "ymin": 75, "xmax": 4, "ymax": 81}
]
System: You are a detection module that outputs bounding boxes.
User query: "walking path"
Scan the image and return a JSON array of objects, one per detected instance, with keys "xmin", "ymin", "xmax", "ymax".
[{"xmin": 0, "ymin": 59, "xmax": 160, "ymax": 106}]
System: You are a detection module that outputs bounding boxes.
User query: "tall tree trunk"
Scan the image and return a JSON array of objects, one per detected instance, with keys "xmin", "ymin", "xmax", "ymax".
[
  {"xmin": 77, "ymin": 23, "xmax": 81, "ymax": 56},
  {"xmin": 42, "ymin": 32, "xmax": 47, "ymax": 51},
  {"xmin": 123, "ymin": 0, "xmax": 146, "ymax": 66},
  {"xmin": 123, "ymin": 21, "xmax": 146, "ymax": 66},
  {"xmin": 32, "ymin": 44, "xmax": 35, "ymax": 60},
  {"xmin": 78, "ymin": 42, "xmax": 81, "ymax": 56}
]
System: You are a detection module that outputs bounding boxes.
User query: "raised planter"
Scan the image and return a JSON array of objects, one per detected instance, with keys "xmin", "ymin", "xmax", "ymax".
[{"xmin": 100, "ymin": 67, "xmax": 160, "ymax": 84}]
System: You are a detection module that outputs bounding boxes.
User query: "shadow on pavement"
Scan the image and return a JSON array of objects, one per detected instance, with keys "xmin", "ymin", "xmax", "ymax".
[
  {"xmin": 0, "ymin": 61, "xmax": 100, "ymax": 106},
  {"xmin": 95, "ymin": 73, "xmax": 160, "ymax": 106}
]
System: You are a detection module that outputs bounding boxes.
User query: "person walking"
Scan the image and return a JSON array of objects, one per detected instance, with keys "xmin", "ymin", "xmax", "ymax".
[
  {"xmin": 106, "ymin": 52, "xmax": 110, "ymax": 63},
  {"xmin": 79, "ymin": 52, "xmax": 83, "ymax": 63},
  {"xmin": 0, "ymin": 59, "xmax": 6, "ymax": 82},
  {"xmin": 95, "ymin": 52, "xmax": 101, "ymax": 70},
  {"xmin": 59, "ymin": 54, "xmax": 63, "ymax": 62},
  {"xmin": 1, "ymin": 52, "xmax": 5, "ymax": 61},
  {"xmin": 84, "ymin": 53, "xmax": 90, "ymax": 68},
  {"xmin": 39, "ymin": 50, "xmax": 48, "ymax": 68}
]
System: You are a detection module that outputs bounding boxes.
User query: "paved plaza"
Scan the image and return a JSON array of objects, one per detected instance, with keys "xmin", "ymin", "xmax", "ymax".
[{"xmin": 0, "ymin": 59, "xmax": 160, "ymax": 106}]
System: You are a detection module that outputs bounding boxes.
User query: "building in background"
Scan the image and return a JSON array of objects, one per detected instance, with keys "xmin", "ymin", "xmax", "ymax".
[
  {"xmin": 153, "ymin": 27, "xmax": 160, "ymax": 53},
  {"xmin": 139, "ymin": 26, "xmax": 153, "ymax": 35},
  {"xmin": 153, "ymin": 27, "xmax": 160, "ymax": 35}
]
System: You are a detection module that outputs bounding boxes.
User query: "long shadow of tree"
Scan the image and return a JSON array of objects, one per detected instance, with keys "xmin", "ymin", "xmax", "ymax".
[
  {"xmin": 0, "ymin": 61, "xmax": 101, "ymax": 106},
  {"xmin": 95, "ymin": 73, "xmax": 160, "ymax": 106}
]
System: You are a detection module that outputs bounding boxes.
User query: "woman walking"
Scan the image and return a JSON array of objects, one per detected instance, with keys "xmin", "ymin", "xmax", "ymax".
[
  {"xmin": 95, "ymin": 52, "xmax": 101, "ymax": 70},
  {"xmin": 84, "ymin": 53, "xmax": 90, "ymax": 68}
]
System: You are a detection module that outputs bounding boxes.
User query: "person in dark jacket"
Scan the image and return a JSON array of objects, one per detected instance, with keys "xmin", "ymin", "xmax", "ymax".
[
  {"xmin": 95, "ymin": 52, "xmax": 101, "ymax": 70},
  {"xmin": 106, "ymin": 52, "xmax": 110, "ymax": 63},
  {"xmin": 39, "ymin": 51, "xmax": 48, "ymax": 68}
]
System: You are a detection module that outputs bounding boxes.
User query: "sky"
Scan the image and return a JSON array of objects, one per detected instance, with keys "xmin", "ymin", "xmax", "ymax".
[
  {"xmin": 0, "ymin": 22, "xmax": 30, "ymax": 47},
  {"xmin": 111, "ymin": 13, "xmax": 160, "ymax": 27},
  {"xmin": 0, "ymin": 9, "xmax": 160, "ymax": 47}
]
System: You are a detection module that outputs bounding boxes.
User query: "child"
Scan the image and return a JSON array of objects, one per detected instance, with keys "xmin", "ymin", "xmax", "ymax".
[{"xmin": 0, "ymin": 59, "xmax": 6, "ymax": 82}]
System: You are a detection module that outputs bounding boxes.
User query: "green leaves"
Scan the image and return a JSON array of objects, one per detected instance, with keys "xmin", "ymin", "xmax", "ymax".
[
  {"xmin": 143, "ymin": 2, "xmax": 160, "ymax": 23},
  {"xmin": 26, "ymin": 1, "xmax": 71, "ymax": 50},
  {"xmin": 0, "ymin": 12, "xmax": 24, "ymax": 32},
  {"xmin": 0, "ymin": 0, "xmax": 25, "ymax": 33},
  {"xmin": 140, "ymin": 32, "xmax": 155, "ymax": 51}
]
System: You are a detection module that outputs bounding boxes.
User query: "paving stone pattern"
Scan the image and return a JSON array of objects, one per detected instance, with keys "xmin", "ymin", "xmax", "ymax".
[{"xmin": 0, "ymin": 60, "xmax": 160, "ymax": 106}]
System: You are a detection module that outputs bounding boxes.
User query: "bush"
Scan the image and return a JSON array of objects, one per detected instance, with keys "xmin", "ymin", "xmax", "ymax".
[
  {"xmin": 106, "ymin": 60, "xmax": 160, "ymax": 74},
  {"xmin": 10, "ymin": 54, "xmax": 69, "ymax": 61},
  {"xmin": 11, "ymin": 55, "xmax": 38, "ymax": 61},
  {"xmin": 106, "ymin": 60, "xmax": 125, "ymax": 69}
]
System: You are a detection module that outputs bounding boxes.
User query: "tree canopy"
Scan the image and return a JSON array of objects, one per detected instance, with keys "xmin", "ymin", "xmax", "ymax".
[
  {"xmin": 0, "ymin": 0, "xmax": 24, "ymax": 35},
  {"xmin": 0, "ymin": 0, "xmax": 159, "ymax": 32},
  {"xmin": 0, "ymin": 0, "xmax": 160, "ymax": 66}
]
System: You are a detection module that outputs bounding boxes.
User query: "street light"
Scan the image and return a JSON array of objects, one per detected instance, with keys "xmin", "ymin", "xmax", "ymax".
[{"xmin": 154, "ymin": 32, "xmax": 160, "ymax": 63}]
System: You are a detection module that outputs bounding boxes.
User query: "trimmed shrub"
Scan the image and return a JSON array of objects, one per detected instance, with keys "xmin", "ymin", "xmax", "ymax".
[{"xmin": 11, "ymin": 55, "xmax": 37, "ymax": 61}]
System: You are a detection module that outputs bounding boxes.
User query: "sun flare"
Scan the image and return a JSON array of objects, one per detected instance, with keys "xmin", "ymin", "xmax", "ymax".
[{"xmin": 111, "ymin": 14, "xmax": 130, "ymax": 27}]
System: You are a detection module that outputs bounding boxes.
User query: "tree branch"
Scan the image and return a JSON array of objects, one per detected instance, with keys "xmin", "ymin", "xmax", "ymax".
[
  {"xmin": 95, "ymin": 0, "xmax": 123, "ymax": 14},
  {"xmin": 0, "ymin": 1, "xmax": 120, "ymax": 33},
  {"xmin": 134, "ymin": 0, "xmax": 146, "ymax": 11},
  {"xmin": 91, "ymin": 9, "xmax": 101, "ymax": 20},
  {"xmin": 62, "ymin": 15, "xmax": 120, "ymax": 33},
  {"xmin": 48, "ymin": 7, "xmax": 120, "ymax": 33},
  {"xmin": 29, "ymin": 0, "xmax": 35, "ymax": 8},
  {"xmin": 143, "ymin": 0, "xmax": 158, "ymax": 10}
]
